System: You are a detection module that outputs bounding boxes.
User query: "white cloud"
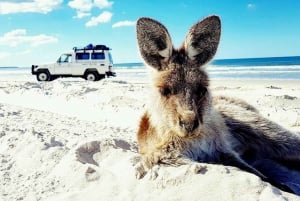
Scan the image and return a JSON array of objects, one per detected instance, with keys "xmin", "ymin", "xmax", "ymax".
[
  {"xmin": 68, "ymin": 0, "xmax": 113, "ymax": 19},
  {"xmin": 112, "ymin": 20, "xmax": 136, "ymax": 28},
  {"xmin": 86, "ymin": 11, "xmax": 113, "ymax": 27},
  {"xmin": 247, "ymin": 3, "xmax": 256, "ymax": 9},
  {"xmin": 0, "ymin": 0, "xmax": 63, "ymax": 14},
  {"xmin": 68, "ymin": 0, "xmax": 93, "ymax": 12},
  {"xmin": 0, "ymin": 29, "xmax": 58, "ymax": 47},
  {"xmin": 94, "ymin": 0, "xmax": 113, "ymax": 9},
  {"xmin": 74, "ymin": 11, "xmax": 91, "ymax": 19},
  {"xmin": 68, "ymin": 0, "xmax": 93, "ymax": 18},
  {"xmin": 0, "ymin": 52, "xmax": 10, "ymax": 59}
]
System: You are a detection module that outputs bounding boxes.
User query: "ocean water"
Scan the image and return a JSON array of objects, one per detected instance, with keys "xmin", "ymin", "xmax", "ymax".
[
  {"xmin": 208, "ymin": 56, "xmax": 300, "ymax": 80},
  {"xmin": 115, "ymin": 56, "xmax": 300, "ymax": 80},
  {"xmin": 1, "ymin": 56, "xmax": 300, "ymax": 81}
]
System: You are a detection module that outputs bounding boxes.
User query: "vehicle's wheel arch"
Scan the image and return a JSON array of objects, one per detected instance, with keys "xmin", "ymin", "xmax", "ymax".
[
  {"xmin": 84, "ymin": 69, "xmax": 99, "ymax": 76},
  {"xmin": 36, "ymin": 69, "xmax": 51, "ymax": 75}
]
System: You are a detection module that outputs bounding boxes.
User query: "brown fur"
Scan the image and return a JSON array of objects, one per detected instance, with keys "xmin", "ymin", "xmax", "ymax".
[{"xmin": 136, "ymin": 16, "xmax": 300, "ymax": 194}]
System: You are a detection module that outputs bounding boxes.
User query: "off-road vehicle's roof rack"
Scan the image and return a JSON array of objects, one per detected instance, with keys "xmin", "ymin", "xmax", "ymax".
[{"xmin": 73, "ymin": 44, "xmax": 111, "ymax": 52}]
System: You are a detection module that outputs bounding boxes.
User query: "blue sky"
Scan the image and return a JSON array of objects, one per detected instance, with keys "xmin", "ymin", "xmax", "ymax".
[{"xmin": 0, "ymin": 0, "xmax": 300, "ymax": 67}]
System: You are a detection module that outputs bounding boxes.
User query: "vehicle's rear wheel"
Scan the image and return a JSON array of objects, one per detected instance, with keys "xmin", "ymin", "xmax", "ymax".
[
  {"xmin": 37, "ymin": 72, "xmax": 51, "ymax": 81},
  {"xmin": 85, "ymin": 72, "xmax": 98, "ymax": 81}
]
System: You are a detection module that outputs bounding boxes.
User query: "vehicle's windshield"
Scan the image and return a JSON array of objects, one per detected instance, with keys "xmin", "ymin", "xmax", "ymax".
[
  {"xmin": 108, "ymin": 52, "xmax": 113, "ymax": 64},
  {"xmin": 57, "ymin": 54, "xmax": 71, "ymax": 63}
]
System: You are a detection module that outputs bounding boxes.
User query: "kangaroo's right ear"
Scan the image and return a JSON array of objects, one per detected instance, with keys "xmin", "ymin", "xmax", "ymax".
[{"xmin": 136, "ymin": 17, "xmax": 173, "ymax": 71}]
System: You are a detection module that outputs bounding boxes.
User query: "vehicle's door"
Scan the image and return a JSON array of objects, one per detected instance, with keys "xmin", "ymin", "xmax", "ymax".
[
  {"xmin": 91, "ymin": 51, "xmax": 106, "ymax": 74},
  {"xmin": 55, "ymin": 54, "xmax": 72, "ymax": 75},
  {"xmin": 72, "ymin": 52, "xmax": 90, "ymax": 75}
]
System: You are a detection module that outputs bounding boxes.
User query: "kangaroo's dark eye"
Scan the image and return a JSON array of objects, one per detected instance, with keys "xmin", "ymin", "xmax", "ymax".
[
  {"xmin": 196, "ymin": 86, "xmax": 207, "ymax": 97},
  {"xmin": 159, "ymin": 87, "xmax": 171, "ymax": 97}
]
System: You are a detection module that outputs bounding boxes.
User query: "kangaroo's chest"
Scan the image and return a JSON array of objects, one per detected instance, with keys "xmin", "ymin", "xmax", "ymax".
[{"xmin": 179, "ymin": 136, "xmax": 223, "ymax": 163}]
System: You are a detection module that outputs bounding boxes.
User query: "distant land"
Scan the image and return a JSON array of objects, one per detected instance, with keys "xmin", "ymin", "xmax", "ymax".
[{"xmin": 0, "ymin": 66, "xmax": 19, "ymax": 69}]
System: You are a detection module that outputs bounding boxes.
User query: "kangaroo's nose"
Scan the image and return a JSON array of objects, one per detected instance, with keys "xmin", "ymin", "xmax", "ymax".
[{"xmin": 179, "ymin": 118, "xmax": 199, "ymax": 133}]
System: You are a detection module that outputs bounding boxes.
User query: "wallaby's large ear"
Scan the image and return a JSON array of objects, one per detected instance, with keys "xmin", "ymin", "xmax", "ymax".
[
  {"xmin": 136, "ymin": 17, "xmax": 173, "ymax": 71},
  {"xmin": 184, "ymin": 15, "xmax": 221, "ymax": 66}
]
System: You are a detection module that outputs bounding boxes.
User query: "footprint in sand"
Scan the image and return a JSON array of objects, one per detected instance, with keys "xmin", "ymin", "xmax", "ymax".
[
  {"xmin": 75, "ymin": 139, "xmax": 206, "ymax": 181},
  {"xmin": 75, "ymin": 139, "xmax": 137, "ymax": 181},
  {"xmin": 75, "ymin": 139, "xmax": 135, "ymax": 166},
  {"xmin": 75, "ymin": 141, "xmax": 101, "ymax": 166}
]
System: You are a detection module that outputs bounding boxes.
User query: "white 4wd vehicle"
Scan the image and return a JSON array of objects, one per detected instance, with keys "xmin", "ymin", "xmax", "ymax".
[{"xmin": 31, "ymin": 44, "xmax": 115, "ymax": 81}]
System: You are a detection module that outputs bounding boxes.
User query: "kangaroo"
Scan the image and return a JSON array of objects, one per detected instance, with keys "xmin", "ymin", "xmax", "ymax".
[{"xmin": 136, "ymin": 16, "xmax": 300, "ymax": 195}]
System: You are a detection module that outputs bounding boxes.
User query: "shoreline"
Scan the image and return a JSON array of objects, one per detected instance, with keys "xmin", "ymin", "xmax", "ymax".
[
  {"xmin": 1, "ymin": 64, "xmax": 300, "ymax": 82},
  {"xmin": 211, "ymin": 79, "xmax": 300, "ymax": 87}
]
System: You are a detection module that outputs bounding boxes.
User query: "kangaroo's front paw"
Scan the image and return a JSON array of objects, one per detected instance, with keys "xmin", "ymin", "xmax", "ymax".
[
  {"xmin": 142, "ymin": 152, "xmax": 162, "ymax": 169},
  {"xmin": 134, "ymin": 161, "xmax": 160, "ymax": 180},
  {"xmin": 147, "ymin": 165, "xmax": 160, "ymax": 180},
  {"xmin": 134, "ymin": 161, "xmax": 147, "ymax": 179}
]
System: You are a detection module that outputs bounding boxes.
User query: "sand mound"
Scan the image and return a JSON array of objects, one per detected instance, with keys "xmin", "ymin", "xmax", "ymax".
[{"xmin": 0, "ymin": 78, "xmax": 299, "ymax": 200}]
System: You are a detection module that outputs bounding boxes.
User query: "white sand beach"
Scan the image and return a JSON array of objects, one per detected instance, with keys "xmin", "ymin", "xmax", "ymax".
[{"xmin": 1, "ymin": 71, "xmax": 300, "ymax": 201}]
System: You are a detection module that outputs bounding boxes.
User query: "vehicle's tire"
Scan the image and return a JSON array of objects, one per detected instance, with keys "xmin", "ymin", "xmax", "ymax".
[
  {"xmin": 37, "ymin": 72, "xmax": 51, "ymax": 81},
  {"xmin": 99, "ymin": 74, "xmax": 105, "ymax": 80},
  {"xmin": 85, "ymin": 72, "xmax": 98, "ymax": 81}
]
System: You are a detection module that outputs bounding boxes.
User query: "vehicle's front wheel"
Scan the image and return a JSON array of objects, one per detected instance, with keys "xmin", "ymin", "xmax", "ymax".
[
  {"xmin": 85, "ymin": 72, "xmax": 98, "ymax": 81},
  {"xmin": 37, "ymin": 72, "xmax": 51, "ymax": 81}
]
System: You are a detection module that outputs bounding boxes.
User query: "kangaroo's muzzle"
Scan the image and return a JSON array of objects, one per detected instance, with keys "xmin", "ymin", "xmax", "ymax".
[{"xmin": 178, "ymin": 116, "xmax": 199, "ymax": 133}]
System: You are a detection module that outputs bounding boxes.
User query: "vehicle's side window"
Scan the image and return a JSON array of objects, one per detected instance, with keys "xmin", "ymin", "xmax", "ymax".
[
  {"xmin": 67, "ymin": 56, "xmax": 72, "ymax": 63},
  {"xmin": 76, "ymin": 53, "xmax": 90, "ymax": 60},
  {"xmin": 91, "ymin": 52, "xmax": 105, "ymax": 60}
]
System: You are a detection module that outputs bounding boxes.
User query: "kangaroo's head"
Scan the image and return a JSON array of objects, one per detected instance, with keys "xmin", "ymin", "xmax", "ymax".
[{"xmin": 136, "ymin": 16, "xmax": 221, "ymax": 138}]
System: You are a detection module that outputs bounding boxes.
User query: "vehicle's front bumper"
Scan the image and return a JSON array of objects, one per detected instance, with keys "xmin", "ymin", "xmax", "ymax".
[{"xmin": 31, "ymin": 65, "xmax": 38, "ymax": 75}]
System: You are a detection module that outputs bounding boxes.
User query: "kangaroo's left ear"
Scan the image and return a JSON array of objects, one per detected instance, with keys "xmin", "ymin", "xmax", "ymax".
[{"xmin": 184, "ymin": 15, "xmax": 221, "ymax": 66}]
